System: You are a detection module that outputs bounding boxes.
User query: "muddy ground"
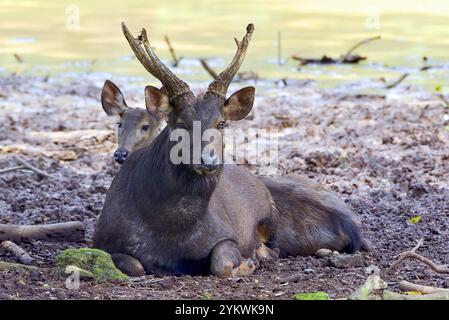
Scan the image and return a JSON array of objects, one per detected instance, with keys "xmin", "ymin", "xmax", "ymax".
[{"xmin": 0, "ymin": 74, "xmax": 448, "ymax": 299}]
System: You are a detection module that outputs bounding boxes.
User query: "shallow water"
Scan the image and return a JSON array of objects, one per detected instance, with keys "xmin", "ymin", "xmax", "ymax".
[{"xmin": 0, "ymin": 0, "xmax": 448, "ymax": 90}]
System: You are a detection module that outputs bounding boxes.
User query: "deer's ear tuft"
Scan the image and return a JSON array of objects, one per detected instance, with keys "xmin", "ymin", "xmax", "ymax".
[
  {"xmin": 222, "ymin": 86, "xmax": 255, "ymax": 121},
  {"xmin": 101, "ymin": 80, "xmax": 128, "ymax": 116},
  {"xmin": 145, "ymin": 86, "xmax": 171, "ymax": 118}
]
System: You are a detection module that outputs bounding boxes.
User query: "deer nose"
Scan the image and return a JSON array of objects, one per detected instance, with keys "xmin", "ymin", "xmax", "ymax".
[
  {"xmin": 201, "ymin": 153, "xmax": 219, "ymax": 170},
  {"xmin": 114, "ymin": 149, "xmax": 129, "ymax": 164}
]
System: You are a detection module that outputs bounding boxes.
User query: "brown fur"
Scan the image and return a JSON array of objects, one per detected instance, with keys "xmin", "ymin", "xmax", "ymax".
[{"xmin": 99, "ymin": 82, "xmax": 370, "ymax": 269}]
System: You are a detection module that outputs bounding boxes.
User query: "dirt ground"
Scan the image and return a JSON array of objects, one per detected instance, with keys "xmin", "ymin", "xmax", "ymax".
[{"xmin": 0, "ymin": 74, "xmax": 448, "ymax": 300}]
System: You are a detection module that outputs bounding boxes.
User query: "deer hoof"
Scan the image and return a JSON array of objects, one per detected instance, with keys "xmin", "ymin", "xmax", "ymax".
[
  {"xmin": 111, "ymin": 253, "xmax": 145, "ymax": 277},
  {"xmin": 231, "ymin": 258, "xmax": 257, "ymax": 277},
  {"xmin": 256, "ymin": 244, "xmax": 279, "ymax": 262}
]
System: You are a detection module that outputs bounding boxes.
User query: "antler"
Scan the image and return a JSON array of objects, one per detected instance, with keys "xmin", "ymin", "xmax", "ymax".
[
  {"xmin": 121, "ymin": 22, "xmax": 191, "ymax": 101},
  {"xmin": 208, "ymin": 24, "xmax": 255, "ymax": 97}
]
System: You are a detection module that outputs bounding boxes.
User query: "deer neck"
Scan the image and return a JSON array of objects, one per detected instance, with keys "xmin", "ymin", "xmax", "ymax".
[{"xmin": 132, "ymin": 127, "xmax": 222, "ymax": 226}]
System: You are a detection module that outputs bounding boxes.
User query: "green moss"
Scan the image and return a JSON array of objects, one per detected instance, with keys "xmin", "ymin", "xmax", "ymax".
[
  {"xmin": 54, "ymin": 248, "xmax": 128, "ymax": 282},
  {"xmin": 293, "ymin": 292, "xmax": 330, "ymax": 300}
]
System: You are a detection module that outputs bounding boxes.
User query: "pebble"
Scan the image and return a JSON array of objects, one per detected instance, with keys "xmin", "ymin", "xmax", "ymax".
[
  {"xmin": 315, "ymin": 248, "xmax": 332, "ymax": 257},
  {"xmin": 304, "ymin": 268, "xmax": 315, "ymax": 274}
]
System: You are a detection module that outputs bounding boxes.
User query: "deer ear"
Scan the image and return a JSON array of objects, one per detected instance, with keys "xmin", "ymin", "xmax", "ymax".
[
  {"xmin": 101, "ymin": 80, "xmax": 128, "ymax": 116},
  {"xmin": 145, "ymin": 86, "xmax": 172, "ymax": 118},
  {"xmin": 222, "ymin": 86, "xmax": 255, "ymax": 121}
]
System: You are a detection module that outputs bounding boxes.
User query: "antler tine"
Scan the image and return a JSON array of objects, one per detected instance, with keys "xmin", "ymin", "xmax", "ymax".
[
  {"xmin": 121, "ymin": 22, "xmax": 191, "ymax": 101},
  {"xmin": 208, "ymin": 24, "xmax": 255, "ymax": 97}
]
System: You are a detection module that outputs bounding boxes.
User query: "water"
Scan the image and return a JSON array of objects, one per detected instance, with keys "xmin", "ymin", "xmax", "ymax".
[{"xmin": 1, "ymin": 0, "xmax": 448, "ymax": 91}]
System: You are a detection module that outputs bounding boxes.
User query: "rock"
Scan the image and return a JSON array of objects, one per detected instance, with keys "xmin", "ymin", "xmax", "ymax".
[
  {"xmin": 365, "ymin": 264, "xmax": 380, "ymax": 275},
  {"xmin": 0, "ymin": 261, "xmax": 39, "ymax": 272},
  {"xmin": 329, "ymin": 253, "xmax": 364, "ymax": 268},
  {"xmin": 293, "ymin": 291, "xmax": 330, "ymax": 300},
  {"xmin": 315, "ymin": 248, "xmax": 332, "ymax": 257},
  {"xmin": 54, "ymin": 248, "xmax": 128, "ymax": 282},
  {"xmin": 349, "ymin": 274, "xmax": 388, "ymax": 300},
  {"xmin": 304, "ymin": 268, "xmax": 315, "ymax": 274}
]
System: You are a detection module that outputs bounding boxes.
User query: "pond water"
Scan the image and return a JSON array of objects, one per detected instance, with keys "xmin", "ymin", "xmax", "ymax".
[{"xmin": 1, "ymin": 0, "xmax": 448, "ymax": 91}]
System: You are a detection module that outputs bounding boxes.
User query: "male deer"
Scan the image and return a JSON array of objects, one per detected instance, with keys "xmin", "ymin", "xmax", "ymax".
[
  {"xmin": 94, "ymin": 23, "xmax": 369, "ymax": 278},
  {"xmin": 100, "ymin": 81, "xmax": 370, "ymax": 257}
]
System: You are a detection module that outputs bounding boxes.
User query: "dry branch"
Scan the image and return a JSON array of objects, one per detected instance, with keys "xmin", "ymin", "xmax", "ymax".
[
  {"xmin": 399, "ymin": 281, "xmax": 449, "ymax": 294},
  {"xmin": 0, "ymin": 222, "xmax": 85, "ymax": 243},
  {"xmin": 277, "ymin": 31, "xmax": 283, "ymax": 66},
  {"xmin": 292, "ymin": 35, "xmax": 381, "ymax": 65},
  {"xmin": 386, "ymin": 238, "xmax": 449, "ymax": 274},
  {"xmin": 164, "ymin": 35, "xmax": 183, "ymax": 67},
  {"xmin": 385, "ymin": 73, "xmax": 410, "ymax": 89},
  {"xmin": 342, "ymin": 36, "xmax": 381, "ymax": 62},
  {"xmin": 13, "ymin": 53, "xmax": 24, "ymax": 63},
  {"xmin": 438, "ymin": 94, "xmax": 449, "ymax": 107},
  {"xmin": 1, "ymin": 241, "xmax": 33, "ymax": 264},
  {"xmin": 15, "ymin": 156, "xmax": 57, "ymax": 179},
  {"xmin": 384, "ymin": 290, "xmax": 449, "ymax": 300},
  {"xmin": 0, "ymin": 165, "xmax": 26, "ymax": 174},
  {"xmin": 200, "ymin": 59, "xmax": 218, "ymax": 80}
]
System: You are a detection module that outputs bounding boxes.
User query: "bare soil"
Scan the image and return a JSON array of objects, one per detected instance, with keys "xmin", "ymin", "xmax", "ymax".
[{"xmin": 0, "ymin": 74, "xmax": 448, "ymax": 299}]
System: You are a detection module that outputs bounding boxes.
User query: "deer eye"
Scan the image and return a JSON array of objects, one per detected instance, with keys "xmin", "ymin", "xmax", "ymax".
[
  {"xmin": 217, "ymin": 121, "xmax": 226, "ymax": 129},
  {"xmin": 142, "ymin": 124, "xmax": 150, "ymax": 131},
  {"xmin": 117, "ymin": 122, "xmax": 122, "ymax": 128}
]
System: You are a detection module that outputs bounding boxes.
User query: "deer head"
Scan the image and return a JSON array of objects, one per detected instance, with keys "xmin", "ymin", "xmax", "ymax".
[
  {"xmin": 122, "ymin": 22, "xmax": 255, "ymax": 175},
  {"xmin": 101, "ymin": 80, "xmax": 162, "ymax": 163}
]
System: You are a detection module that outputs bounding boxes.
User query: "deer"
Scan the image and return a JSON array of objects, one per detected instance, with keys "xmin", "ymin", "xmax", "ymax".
[
  {"xmin": 100, "ymin": 80, "xmax": 370, "ymax": 257},
  {"xmin": 93, "ymin": 22, "xmax": 369, "ymax": 278},
  {"xmin": 101, "ymin": 80, "xmax": 162, "ymax": 163}
]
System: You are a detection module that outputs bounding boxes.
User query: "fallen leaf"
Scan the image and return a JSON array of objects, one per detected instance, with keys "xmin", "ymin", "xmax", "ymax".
[{"xmin": 409, "ymin": 215, "xmax": 422, "ymax": 224}]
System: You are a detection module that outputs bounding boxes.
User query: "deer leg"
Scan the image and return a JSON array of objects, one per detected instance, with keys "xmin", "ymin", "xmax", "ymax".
[
  {"xmin": 111, "ymin": 253, "xmax": 145, "ymax": 277},
  {"xmin": 210, "ymin": 240, "xmax": 256, "ymax": 278},
  {"xmin": 256, "ymin": 243, "xmax": 280, "ymax": 262}
]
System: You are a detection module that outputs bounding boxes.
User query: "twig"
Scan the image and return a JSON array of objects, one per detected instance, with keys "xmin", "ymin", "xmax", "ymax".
[
  {"xmin": 15, "ymin": 156, "xmax": 56, "ymax": 179},
  {"xmin": 399, "ymin": 281, "xmax": 449, "ymax": 294},
  {"xmin": 277, "ymin": 31, "xmax": 282, "ymax": 66},
  {"xmin": 1, "ymin": 241, "xmax": 33, "ymax": 264},
  {"xmin": 342, "ymin": 36, "xmax": 381, "ymax": 62},
  {"xmin": 293, "ymin": 36, "xmax": 381, "ymax": 66},
  {"xmin": 13, "ymin": 53, "xmax": 24, "ymax": 63},
  {"xmin": 172, "ymin": 283, "xmax": 185, "ymax": 292},
  {"xmin": 386, "ymin": 238, "xmax": 449, "ymax": 274},
  {"xmin": 292, "ymin": 55, "xmax": 337, "ymax": 65},
  {"xmin": 200, "ymin": 59, "xmax": 219, "ymax": 80},
  {"xmin": 0, "ymin": 165, "xmax": 26, "ymax": 174},
  {"xmin": 438, "ymin": 94, "xmax": 449, "ymax": 107},
  {"xmin": 385, "ymin": 73, "xmax": 410, "ymax": 89},
  {"xmin": 164, "ymin": 35, "xmax": 182, "ymax": 67},
  {"xmin": 0, "ymin": 221, "xmax": 86, "ymax": 242}
]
